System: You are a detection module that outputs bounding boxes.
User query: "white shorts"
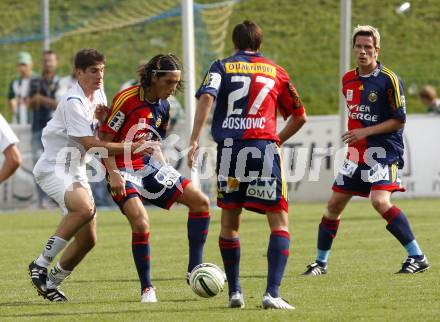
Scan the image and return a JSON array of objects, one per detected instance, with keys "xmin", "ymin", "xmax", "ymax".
[{"xmin": 33, "ymin": 162, "xmax": 94, "ymax": 216}]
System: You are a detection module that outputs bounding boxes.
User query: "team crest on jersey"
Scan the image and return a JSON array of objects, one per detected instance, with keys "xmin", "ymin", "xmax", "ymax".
[
  {"xmin": 368, "ymin": 90, "xmax": 378, "ymax": 103},
  {"xmin": 155, "ymin": 116, "xmax": 162, "ymax": 128},
  {"xmin": 108, "ymin": 111, "xmax": 125, "ymax": 132},
  {"xmin": 346, "ymin": 89, "xmax": 353, "ymax": 101}
]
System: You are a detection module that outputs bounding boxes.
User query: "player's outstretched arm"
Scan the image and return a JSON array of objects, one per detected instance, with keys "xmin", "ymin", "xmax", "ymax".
[
  {"xmin": 278, "ymin": 113, "xmax": 307, "ymax": 145},
  {"xmin": 188, "ymin": 93, "xmax": 214, "ymax": 168},
  {"xmin": 78, "ymin": 136, "xmax": 156, "ymax": 156}
]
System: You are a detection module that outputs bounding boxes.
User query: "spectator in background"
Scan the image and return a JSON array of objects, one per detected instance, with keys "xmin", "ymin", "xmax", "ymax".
[
  {"xmin": 56, "ymin": 58, "xmax": 78, "ymax": 102},
  {"xmin": 419, "ymin": 85, "xmax": 440, "ymax": 114},
  {"xmin": 8, "ymin": 51, "xmax": 37, "ymax": 125},
  {"xmin": 0, "ymin": 113, "xmax": 21, "ymax": 183},
  {"xmin": 27, "ymin": 50, "xmax": 60, "ymax": 208}
]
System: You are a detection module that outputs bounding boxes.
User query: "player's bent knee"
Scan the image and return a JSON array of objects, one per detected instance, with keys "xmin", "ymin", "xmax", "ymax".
[
  {"xmin": 126, "ymin": 207, "xmax": 149, "ymax": 232},
  {"xmin": 267, "ymin": 211, "xmax": 289, "ymax": 231},
  {"xmin": 371, "ymin": 198, "xmax": 390, "ymax": 215},
  {"xmin": 197, "ymin": 194, "xmax": 210, "ymax": 212},
  {"xmin": 132, "ymin": 216, "xmax": 149, "ymax": 233},
  {"xmin": 221, "ymin": 219, "xmax": 240, "ymax": 234},
  {"xmin": 77, "ymin": 204, "xmax": 96, "ymax": 222},
  {"xmin": 184, "ymin": 189, "xmax": 210, "ymax": 212},
  {"xmin": 327, "ymin": 199, "xmax": 345, "ymax": 216}
]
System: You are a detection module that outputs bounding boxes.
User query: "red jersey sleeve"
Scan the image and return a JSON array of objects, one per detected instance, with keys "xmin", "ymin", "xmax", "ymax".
[{"xmin": 276, "ymin": 69, "xmax": 305, "ymax": 119}]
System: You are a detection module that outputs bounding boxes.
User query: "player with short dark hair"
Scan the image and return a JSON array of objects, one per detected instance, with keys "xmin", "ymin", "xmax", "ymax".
[
  {"xmin": 100, "ymin": 54, "xmax": 210, "ymax": 303},
  {"xmin": 28, "ymin": 48, "xmax": 151, "ymax": 302},
  {"xmin": 303, "ymin": 25, "xmax": 429, "ymax": 276},
  {"xmin": 27, "ymin": 50, "xmax": 60, "ymax": 208},
  {"xmin": 188, "ymin": 20, "xmax": 307, "ymax": 309},
  {"xmin": 74, "ymin": 48, "xmax": 106, "ymax": 71},
  {"xmin": 232, "ymin": 20, "xmax": 263, "ymax": 52}
]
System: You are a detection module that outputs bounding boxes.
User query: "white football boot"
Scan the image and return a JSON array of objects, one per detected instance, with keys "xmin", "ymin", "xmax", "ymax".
[
  {"xmin": 141, "ymin": 286, "xmax": 158, "ymax": 303},
  {"xmin": 228, "ymin": 291, "xmax": 245, "ymax": 308},
  {"xmin": 262, "ymin": 293, "xmax": 294, "ymax": 310}
]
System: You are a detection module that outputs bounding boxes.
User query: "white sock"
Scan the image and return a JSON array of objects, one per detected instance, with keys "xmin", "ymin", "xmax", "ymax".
[
  {"xmin": 35, "ymin": 236, "xmax": 68, "ymax": 268},
  {"xmin": 47, "ymin": 262, "xmax": 72, "ymax": 289}
]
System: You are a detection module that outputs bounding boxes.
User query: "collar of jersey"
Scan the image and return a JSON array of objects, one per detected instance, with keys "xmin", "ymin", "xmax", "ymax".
[
  {"xmin": 235, "ymin": 50, "xmax": 262, "ymax": 57},
  {"xmin": 356, "ymin": 61, "xmax": 382, "ymax": 77},
  {"xmin": 75, "ymin": 82, "xmax": 100, "ymax": 105},
  {"xmin": 75, "ymin": 82, "xmax": 87, "ymax": 101}
]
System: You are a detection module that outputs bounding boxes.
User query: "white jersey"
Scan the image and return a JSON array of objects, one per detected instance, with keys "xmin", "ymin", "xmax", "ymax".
[
  {"xmin": 34, "ymin": 82, "xmax": 107, "ymax": 176},
  {"xmin": 0, "ymin": 114, "xmax": 19, "ymax": 153}
]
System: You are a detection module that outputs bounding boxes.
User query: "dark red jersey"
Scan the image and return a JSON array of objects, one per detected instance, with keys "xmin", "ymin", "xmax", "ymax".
[
  {"xmin": 342, "ymin": 62, "xmax": 406, "ymax": 166},
  {"xmin": 196, "ymin": 51, "xmax": 305, "ymax": 143},
  {"xmin": 100, "ymin": 85, "xmax": 170, "ymax": 170}
]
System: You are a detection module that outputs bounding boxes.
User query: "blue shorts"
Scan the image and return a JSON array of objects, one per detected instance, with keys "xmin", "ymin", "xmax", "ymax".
[
  {"xmin": 332, "ymin": 159, "xmax": 405, "ymax": 197},
  {"xmin": 107, "ymin": 160, "xmax": 190, "ymax": 213},
  {"xmin": 216, "ymin": 139, "xmax": 288, "ymax": 214}
]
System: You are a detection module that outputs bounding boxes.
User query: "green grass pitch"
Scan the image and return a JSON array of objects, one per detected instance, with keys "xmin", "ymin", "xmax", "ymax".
[{"xmin": 0, "ymin": 199, "xmax": 438, "ymax": 321}]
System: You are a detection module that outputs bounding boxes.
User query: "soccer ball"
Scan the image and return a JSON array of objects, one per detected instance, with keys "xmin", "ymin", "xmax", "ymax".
[{"xmin": 189, "ymin": 263, "xmax": 226, "ymax": 298}]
